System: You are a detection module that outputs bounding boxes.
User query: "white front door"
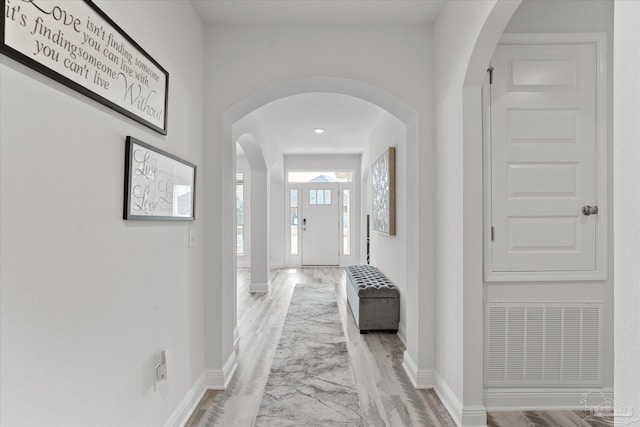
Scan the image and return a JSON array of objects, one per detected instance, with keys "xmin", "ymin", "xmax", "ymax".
[
  {"xmin": 301, "ymin": 183, "xmax": 340, "ymax": 266},
  {"xmin": 488, "ymin": 39, "xmax": 606, "ymax": 279}
]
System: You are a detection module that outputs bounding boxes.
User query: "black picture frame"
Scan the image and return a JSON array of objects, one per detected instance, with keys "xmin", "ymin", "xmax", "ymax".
[
  {"xmin": 124, "ymin": 136, "xmax": 196, "ymax": 221},
  {"xmin": 1, "ymin": 0, "xmax": 169, "ymax": 134}
]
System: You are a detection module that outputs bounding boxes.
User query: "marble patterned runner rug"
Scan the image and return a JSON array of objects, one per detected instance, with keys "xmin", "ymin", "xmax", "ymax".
[{"xmin": 254, "ymin": 283, "xmax": 364, "ymax": 426}]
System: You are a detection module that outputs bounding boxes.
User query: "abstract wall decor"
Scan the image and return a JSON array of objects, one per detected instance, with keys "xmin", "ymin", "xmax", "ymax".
[{"xmin": 371, "ymin": 147, "xmax": 396, "ymax": 236}]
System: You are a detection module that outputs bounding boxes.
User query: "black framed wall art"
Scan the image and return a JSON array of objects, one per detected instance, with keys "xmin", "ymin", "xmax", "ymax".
[
  {"xmin": 1, "ymin": 0, "xmax": 169, "ymax": 134},
  {"xmin": 124, "ymin": 137, "xmax": 196, "ymax": 221}
]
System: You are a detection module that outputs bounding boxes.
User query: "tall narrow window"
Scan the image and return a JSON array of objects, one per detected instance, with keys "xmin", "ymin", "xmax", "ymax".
[
  {"xmin": 236, "ymin": 172, "xmax": 244, "ymax": 256},
  {"xmin": 343, "ymin": 189, "xmax": 351, "ymax": 255},
  {"xmin": 290, "ymin": 189, "xmax": 298, "ymax": 255}
]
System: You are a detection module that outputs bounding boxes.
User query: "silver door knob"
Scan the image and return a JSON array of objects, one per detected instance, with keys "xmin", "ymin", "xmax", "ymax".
[{"xmin": 582, "ymin": 205, "xmax": 599, "ymax": 216}]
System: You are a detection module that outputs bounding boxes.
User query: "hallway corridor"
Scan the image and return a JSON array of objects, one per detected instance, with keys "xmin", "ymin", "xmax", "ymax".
[{"xmin": 185, "ymin": 267, "xmax": 455, "ymax": 426}]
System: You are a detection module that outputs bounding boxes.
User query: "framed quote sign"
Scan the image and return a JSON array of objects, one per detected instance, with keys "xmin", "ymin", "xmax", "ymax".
[
  {"xmin": 1, "ymin": 0, "xmax": 169, "ymax": 134},
  {"xmin": 124, "ymin": 137, "xmax": 196, "ymax": 221}
]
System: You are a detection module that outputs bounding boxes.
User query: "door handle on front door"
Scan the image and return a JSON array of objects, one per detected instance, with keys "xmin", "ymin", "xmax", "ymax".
[
  {"xmin": 582, "ymin": 205, "xmax": 599, "ymax": 216},
  {"xmin": 303, "ymin": 218, "xmax": 306, "ymax": 230}
]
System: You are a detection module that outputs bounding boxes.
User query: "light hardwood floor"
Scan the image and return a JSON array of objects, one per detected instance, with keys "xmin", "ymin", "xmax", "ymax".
[
  {"xmin": 185, "ymin": 267, "xmax": 605, "ymax": 427},
  {"xmin": 186, "ymin": 267, "xmax": 454, "ymax": 426}
]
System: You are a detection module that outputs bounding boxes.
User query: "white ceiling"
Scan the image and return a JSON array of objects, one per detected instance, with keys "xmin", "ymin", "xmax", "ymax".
[
  {"xmin": 193, "ymin": 1, "xmax": 440, "ymax": 156},
  {"xmin": 244, "ymin": 92, "xmax": 386, "ymax": 155},
  {"xmin": 191, "ymin": 1, "xmax": 445, "ymax": 25}
]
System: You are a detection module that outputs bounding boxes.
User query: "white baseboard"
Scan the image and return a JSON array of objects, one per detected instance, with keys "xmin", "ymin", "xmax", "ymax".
[
  {"xmin": 401, "ymin": 351, "xmax": 435, "ymax": 389},
  {"xmin": 460, "ymin": 405, "xmax": 488, "ymax": 427},
  {"xmin": 163, "ymin": 372, "xmax": 207, "ymax": 427},
  {"xmin": 222, "ymin": 350, "xmax": 238, "ymax": 389},
  {"xmin": 270, "ymin": 261, "xmax": 285, "ymax": 269},
  {"xmin": 165, "ymin": 356, "xmax": 239, "ymax": 427},
  {"xmin": 484, "ymin": 387, "xmax": 615, "ymax": 412},
  {"xmin": 402, "ymin": 350, "xmax": 419, "ymax": 387},
  {"xmin": 233, "ymin": 327, "xmax": 240, "ymax": 351},
  {"xmin": 434, "ymin": 372, "xmax": 464, "ymax": 426},
  {"xmin": 434, "ymin": 373, "xmax": 487, "ymax": 427},
  {"xmin": 397, "ymin": 322, "xmax": 407, "ymax": 346},
  {"xmin": 249, "ymin": 282, "xmax": 270, "ymax": 293},
  {"xmin": 203, "ymin": 369, "xmax": 225, "ymax": 390}
]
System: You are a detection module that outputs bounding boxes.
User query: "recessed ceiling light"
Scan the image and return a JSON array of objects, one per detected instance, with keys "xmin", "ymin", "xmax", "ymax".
[{"xmin": 314, "ymin": 128, "xmax": 325, "ymax": 134}]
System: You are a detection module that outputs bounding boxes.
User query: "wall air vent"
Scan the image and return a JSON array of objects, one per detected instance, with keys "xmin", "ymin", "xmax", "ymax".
[{"xmin": 485, "ymin": 302, "xmax": 602, "ymax": 387}]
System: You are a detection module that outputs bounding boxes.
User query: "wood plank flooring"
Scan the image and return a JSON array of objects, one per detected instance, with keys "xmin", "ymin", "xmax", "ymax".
[{"xmin": 185, "ymin": 267, "xmax": 601, "ymax": 427}]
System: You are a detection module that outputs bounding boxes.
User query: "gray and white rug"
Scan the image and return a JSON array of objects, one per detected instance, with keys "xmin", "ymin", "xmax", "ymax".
[{"xmin": 254, "ymin": 283, "xmax": 364, "ymax": 426}]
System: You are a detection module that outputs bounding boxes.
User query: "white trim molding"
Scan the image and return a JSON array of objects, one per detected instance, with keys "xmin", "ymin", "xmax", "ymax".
[
  {"xmin": 202, "ymin": 350, "xmax": 239, "ymax": 390},
  {"xmin": 163, "ymin": 352, "xmax": 240, "ymax": 427},
  {"xmin": 233, "ymin": 327, "xmax": 240, "ymax": 351},
  {"xmin": 402, "ymin": 350, "xmax": 419, "ymax": 387},
  {"xmin": 484, "ymin": 32, "xmax": 609, "ymax": 283},
  {"xmin": 461, "ymin": 406, "xmax": 488, "ymax": 427},
  {"xmin": 164, "ymin": 365, "xmax": 236, "ymax": 427},
  {"xmin": 163, "ymin": 373, "xmax": 207, "ymax": 427},
  {"xmin": 484, "ymin": 387, "xmax": 614, "ymax": 412},
  {"xmin": 249, "ymin": 282, "xmax": 270, "ymax": 293},
  {"xmin": 402, "ymin": 351, "xmax": 435, "ymax": 389},
  {"xmin": 222, "ymin": 350, "xmax": 238, "ymax": 389},
  {"xmin": 434, "ymin": 373, "xmax": 488, "ymax": 427},
  {"xmin": 435, "ymin": 373, "xmax": 463, "ymax": 426},
  {"xmin": 397, "ymin": 322, "xmax": 407, "ymax": 347}
]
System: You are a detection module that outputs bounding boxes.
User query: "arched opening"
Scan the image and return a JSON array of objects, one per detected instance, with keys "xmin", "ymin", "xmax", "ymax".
[
  {"xmin": 432, "ymin": 2, "xmax": 522, "ymax": 424},
  {"xmin": 236, "ymin": 133, "xmax": 269, "ymax": 293},
  {"xmin": 457, "ymin": 2, "xmax": 523, "ymax": 421},
  {"xmin": 213, "ymin": 77, "xmax": 425, "ymax": 386}
]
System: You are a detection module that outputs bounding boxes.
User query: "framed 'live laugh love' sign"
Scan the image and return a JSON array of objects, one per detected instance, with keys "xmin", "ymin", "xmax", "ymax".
[
  {"xmin": 124, "ymin": 137, "xmax": 196, "ymax": 221},
  {"xmin": 1, "ymin": 0, "xmax": 169, "ymax": 134}
]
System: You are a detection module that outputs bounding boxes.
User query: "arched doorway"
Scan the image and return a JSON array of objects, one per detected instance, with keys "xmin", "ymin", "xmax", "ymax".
[{"xmin": 213, "ymin": 76, "xmax": 425, "ymax": 388}]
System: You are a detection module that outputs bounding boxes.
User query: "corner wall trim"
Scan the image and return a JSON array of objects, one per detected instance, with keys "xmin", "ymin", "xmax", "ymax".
[
  {"xmin": 164, "ymin": 353, "xmax": 239, "ymax": 427},
  {"xmin": 203, "ymin": 369, "xmax": 225, "ymax": 389},
  {"xmin": 461, "ymin": 405, "xmax": 488, "ymax": 427},
  {"xmin": 163, "ymin": 372, "xmax": 207, "ymax": 427},
  {"xmin": 202, "ymin": 351, "xmax": 239, "ymax": 390},
  {"xmin": 402, "ymin": 350, "xmax": 419, "ymax": 387},
  {"xmin": 432, "ymin": 373, "xmax": 488, "ymax": 426},
  {"xmin": 434, "ymin": 372, "xmax": 464, "ymax": 426},
  {"xmin": 249, "ymin": 282, "xmax": 270, "ymax": 293},
  {"xmin": 484, "ymin": 387, "xmax": 614, "ymax": 412},
  {"xmin": 402, "ymin": 351, "xmax": 435, "ymax": 389},
  {"xmin": 397, "ymin": 322, "xmax": 407, "ymax": 347},
  {"xmin": 233, "ymin": 327, "xmax": 240, "ymax": 351},
  {"xmin": 222, "ymin": 350, "xmax": 238, "ymax": 389}
]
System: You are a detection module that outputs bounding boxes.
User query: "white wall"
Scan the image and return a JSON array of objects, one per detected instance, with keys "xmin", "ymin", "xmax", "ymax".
[
  {"xmin": 270, "ymin": 166, "xmax": 285, "ymax": 269},
  {"xmin": 613, "ymin": 0, "xmax": 640, "ymax": 421},
  {"xmin": 491, "ymin": 0, "xmax": 615, "ymax": 393},
  {"xmin": 365, "ymin": 112, "xmax": 409, "ymax": 339},
  {"xmin": 433, "ymin": 1, "xmax": 615, "ymax": 423},
  {"xmin": 433, "ymin": 3, "xmax": 498, "ymax": 423},
  {"xmin": 0, "ymin": 1, "xmax": 205, "ymax": 426},
  {"xmin": 205, "ymin": 23, "xmax": 435, "ymax": 378}
]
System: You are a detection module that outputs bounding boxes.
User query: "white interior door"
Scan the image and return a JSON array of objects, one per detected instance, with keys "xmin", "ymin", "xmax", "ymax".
[
  {"xmin": 488, "ymin": 39, "xmax": 606, "ymax": 279},
  {"xmin": 301, "ymin": 183, "xmax": 340, "ymax": 266}
]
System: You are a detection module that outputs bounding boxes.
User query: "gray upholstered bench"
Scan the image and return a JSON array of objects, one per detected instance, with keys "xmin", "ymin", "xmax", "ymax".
[{"xmin": 345, "ymin": 265, "xmax": 399, "ymax": 334}]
